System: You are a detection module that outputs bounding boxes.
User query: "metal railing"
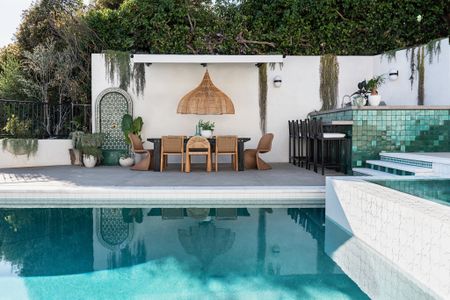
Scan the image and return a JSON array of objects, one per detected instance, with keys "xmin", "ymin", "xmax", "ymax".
[{"xmin": 0, "ymin": 99, "xmax": 91, "ymax": 139}]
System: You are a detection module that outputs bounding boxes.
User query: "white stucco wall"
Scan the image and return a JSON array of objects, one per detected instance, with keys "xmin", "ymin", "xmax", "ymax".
[
  {"xmin": 0, "ymin": 139, "xmax": 72, "ymax": 168},
  {"xmin": 91, "ymin": 40, "xmax": 450, "ymax": 162},
  {"xmin": 373, "ymin": 38, "xmax": 450, "ymax": 106},
  {"xmin": 92, "ymin": 54, "xmax": 373, "ymax": 162}
]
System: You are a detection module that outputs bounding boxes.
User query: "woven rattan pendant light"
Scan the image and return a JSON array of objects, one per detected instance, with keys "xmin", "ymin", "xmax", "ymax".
[{"xmin": 177, "ymin": 70, "xmax": 235, "ymax": 115}]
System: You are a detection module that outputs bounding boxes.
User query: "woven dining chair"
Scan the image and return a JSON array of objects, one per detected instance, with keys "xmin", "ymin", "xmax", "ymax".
[
  {"xmin": 214, "ymin": 135, "xmax": 238, "ymax": 171},
  {"xmin": 160, "ymin": 136, "xmax": 185, "ymax": 172},
  {"xmin": 185, "ymin": 136, "xmax": 211, "ymax": 172},
  {"xmin": 128, "ymin": 133, "xmax": 153, "ymax": 171},
  {"xmin": 244, "ymin": 133, "xmax": 274, "ymax": 170}
]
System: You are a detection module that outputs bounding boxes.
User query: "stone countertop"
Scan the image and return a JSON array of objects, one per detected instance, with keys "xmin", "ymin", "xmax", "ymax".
[{"xmin": 310, "ymin": 105, "xmax": 450, "ymax": 116}]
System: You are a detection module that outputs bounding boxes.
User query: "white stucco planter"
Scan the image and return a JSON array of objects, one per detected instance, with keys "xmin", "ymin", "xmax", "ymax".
[
  {"xmin": 368, "ymin": 94, "xmax": 381, "ymax": 106},
  {"xmin": 119, "ymin": 157, "xmax": 134, "ymax": 167},
  {"xmin": 83, "ymin": 155, "xmax": 97, "ymax": 168},
  {"xmin": 0, "ymin": 139, "xmax": 72, "ymax": 169},
  {"xmin": 200, "ymin": 130, "xmax": 213, "ymax": 138}
]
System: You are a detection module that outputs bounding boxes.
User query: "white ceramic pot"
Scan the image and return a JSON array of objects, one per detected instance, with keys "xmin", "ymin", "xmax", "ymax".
[
  {"xmin": 119, "ymin": 156, "xmax": 134, "ymax": 167},
  {"xmin": 201, "ymin": 129, "xmax": 213, "ymax": 138},
  {"xmin": 83, "ymin": 154, "xmax": 97, "ymax": 168},
  {"xmin": 368, "ymin": 94, "xmax": 381, "ymax": 106}
]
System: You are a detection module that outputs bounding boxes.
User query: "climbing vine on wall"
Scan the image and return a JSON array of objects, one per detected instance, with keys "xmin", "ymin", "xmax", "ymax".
[
  {"xmin": 319, "ymin": 55, "xmax": 339, "ymax": 111},
  {"xmin": 104, "ymin": 51, "xmax": 146, "ymax": 96},
  {"xmin": 258, "ymin": 63, "xmax": 267, "ymax": 135}
]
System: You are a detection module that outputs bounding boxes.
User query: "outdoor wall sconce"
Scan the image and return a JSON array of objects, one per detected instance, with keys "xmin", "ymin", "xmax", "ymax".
[
  {"xmin": 273, "ymin": 75, "xmax": 282, "ymax": 87},
  {"xmin": 388, "ymin": 69, "xmax": 399, "ymax": 81}
]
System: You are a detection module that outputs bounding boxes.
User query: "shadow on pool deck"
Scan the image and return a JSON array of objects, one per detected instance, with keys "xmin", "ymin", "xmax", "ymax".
[{"xmin": 0, "ymin": 163, "xmax": 339, "ymax": 187}]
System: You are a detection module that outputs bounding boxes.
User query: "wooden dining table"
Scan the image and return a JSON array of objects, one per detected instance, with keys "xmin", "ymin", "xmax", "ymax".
[{"xmin": 147, "ymin": 137, "xmax": 251, "ymax": 171}]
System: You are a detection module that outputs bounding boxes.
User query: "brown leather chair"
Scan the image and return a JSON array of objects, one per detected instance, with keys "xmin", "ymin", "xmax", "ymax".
[
  {"xmin": 160, "ymin": 136, "xmax": 185, "ymax": 172},
  {"xmin": 185, "ymin": 136, "xmax": 211, "ymax": 173},
  {"xmin": 128, "ymin": 133, "xmax": 153, "ymax": 171},
  {"xmin": 244, "ymin": 133, "xmax": 274, "ymax": 170},
  {"xmin": 214, "ymin": 135, "xmax": 238, "ymax": 172}
]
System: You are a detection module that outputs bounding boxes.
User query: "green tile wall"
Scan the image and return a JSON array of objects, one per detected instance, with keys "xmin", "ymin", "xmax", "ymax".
[
  {"xmin": 352, "ymin": 109, "xmax": 450, "ymax": 167},
  {"xmin": 314, "ymin": 109, "xmax": 450, "ymax": 169}
]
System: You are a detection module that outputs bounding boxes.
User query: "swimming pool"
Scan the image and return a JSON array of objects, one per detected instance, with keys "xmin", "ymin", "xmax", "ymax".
[
  {"xmin": 370, "ymin": 178, "xmax": 450, "ymax": 206},
  {"xmin": 0, "ymin": 207, "xmax": 435, "ymax": 299}
]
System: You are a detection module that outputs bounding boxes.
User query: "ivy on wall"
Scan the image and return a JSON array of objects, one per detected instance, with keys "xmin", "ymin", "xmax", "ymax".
[{"xmin": 319, "ymin": 55, "xmax": 339, "ymax": 111}]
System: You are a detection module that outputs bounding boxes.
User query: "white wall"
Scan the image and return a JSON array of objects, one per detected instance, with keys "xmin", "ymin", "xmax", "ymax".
[
  {"xmin": 0, "ymin": 139, "xmax": 72, "ymax": 168},
  {"xmin": 92, "ymin": 54, "xmax": 372, "ymax": 162},
  {"xmin": 326, "ymin": 177, "xmax": 450, "ymax": 298},
  {"xmin": 373, "ymin": 38, "xmax": 450, "ymax": 106}
]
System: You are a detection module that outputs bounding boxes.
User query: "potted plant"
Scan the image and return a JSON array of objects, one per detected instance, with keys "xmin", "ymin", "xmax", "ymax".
[
  {"xmin": 69, "ymin": 131, "xmax": 84, "ymax": 165},
  {"xmin": 198, "ymin": 120, "xmax": 215, "ymax": 138},
  {"xmin": 80, "ymin": 133, "xmax": 104, "ymax": 168},
  {"xmin": 119, "ymin": 153, "xmax": 134, "ymax": 167},
  {"xmin": 366, "ymin": 75, "xmax": 385, "ymax": 106},
  {"xmin": 121, "ymin": 114, "xmax": 143, "ymax": 144}
]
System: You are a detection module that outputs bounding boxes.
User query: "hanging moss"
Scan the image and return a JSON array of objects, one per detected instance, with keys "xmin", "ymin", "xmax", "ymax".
[
  {"xmin": 258, "ymin": 63, "xmax": 267, "ymax": 135},
  {"xmin": 405, "ymin": 39, "xmax": 442, "ymax": 90},
  {"xmin": 104, "ymin": 50, "xmax": 146, "ymax": 96},
  {"xmin": 381, "ymin": 49, "xmax": 397, "ymax": 63},
  {"xmin": 417, "ymin": 47, "xmax": 425, "ymax": 105},
  {"xmin": 319, "ymin": 55, "xmax": 339, "ymax": 111},
  {"xmin": 425, "ymin": 38, "xmax": 441, "ymax": 64},
  {"xmin": 406, "ymin": 47, "xmax": 416, "ymax": 90},
  {"xmin": 2, "ymin": 138, "xmax": 38, "ymax": 158}
]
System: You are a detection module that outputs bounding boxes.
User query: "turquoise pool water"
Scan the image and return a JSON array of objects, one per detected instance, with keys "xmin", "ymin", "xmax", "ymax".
[
  {"xmin": 370, "ymin": 179, "xmax": 450, "ymax": 206},
  {"xmin": 0, "ymin": 208, "xmax": 434, "ymax": 299},
  {"xmin": 0, "ymin": 208, "xmax": 367, "ymax": 299}
]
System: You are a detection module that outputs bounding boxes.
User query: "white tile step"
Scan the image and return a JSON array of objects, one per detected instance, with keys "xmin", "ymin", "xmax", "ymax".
[
  {"xmin": 352, "ymin": 168, "xmax": 400, "ymax": 177},
  {"xmin": 366, "ymin": 160, "xmax": 434, "ymax": 175}
]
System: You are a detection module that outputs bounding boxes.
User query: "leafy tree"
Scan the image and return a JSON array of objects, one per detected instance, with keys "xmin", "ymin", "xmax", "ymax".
[
  {"xmin": 0, "ymin": 52, "xmax": 28, "ymax": 100},
  {"xmin": 94, "ymin": 0, "xmax": 126, "ymax": 9}
]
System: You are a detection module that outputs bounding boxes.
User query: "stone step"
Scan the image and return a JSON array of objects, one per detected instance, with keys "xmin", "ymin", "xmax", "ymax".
[
  {"xmin": 366, "ymin": 160, "xmax": 434, "ymax": 176},
  {"xmin": 352, "ymin": 168, "xmax": 400, "ymax": 177}
]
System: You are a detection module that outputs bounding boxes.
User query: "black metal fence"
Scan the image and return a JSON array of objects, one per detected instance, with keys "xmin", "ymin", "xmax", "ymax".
[{"xmin": 0, "ymin": 99, "xmax": 91, "ymax": 139}]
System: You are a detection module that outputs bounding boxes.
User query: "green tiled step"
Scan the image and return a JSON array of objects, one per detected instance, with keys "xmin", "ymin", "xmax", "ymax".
[
  {"xmin": 352, "ymin": 168, "xmax": 399, "ymax": 177},
  {"xmin": 379, "ymin": 154, "xmax": 432, "ymax": 169},
  {"xmin": 366, "ymin": 160, "xmax": 433, "ymax": 176}
]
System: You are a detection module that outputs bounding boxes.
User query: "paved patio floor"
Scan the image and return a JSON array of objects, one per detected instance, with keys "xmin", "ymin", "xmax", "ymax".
[
  {"xmin": 0, "ymin": 163, "xmax": 343, "ymax": 207},
  {"xmin": 0, "ymin": 163, "xmax": 327, "ymax": 187}
]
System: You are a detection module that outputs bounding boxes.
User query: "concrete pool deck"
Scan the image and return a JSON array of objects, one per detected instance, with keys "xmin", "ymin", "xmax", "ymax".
[{"xmin": 0, "ymin": 163, "xmax": 336, "ymax": 208}]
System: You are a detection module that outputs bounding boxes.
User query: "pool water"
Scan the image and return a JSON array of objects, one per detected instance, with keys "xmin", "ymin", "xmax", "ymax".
[
  {"xmin": 0, "ymin": 208, "xmax": 366, "ymax": 299},
  {"xmin": 370, "ymin": 179, "xmax": 450, "ymax": 206},
  {"xmin": 0, "ymin": 208, "xmax": 433, "ymax": 299}
]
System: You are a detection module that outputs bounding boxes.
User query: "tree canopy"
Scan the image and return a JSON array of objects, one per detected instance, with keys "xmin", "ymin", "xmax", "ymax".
[{"xmin": 0, "ymin": 0, "xmax": 448, "ymax": 104}]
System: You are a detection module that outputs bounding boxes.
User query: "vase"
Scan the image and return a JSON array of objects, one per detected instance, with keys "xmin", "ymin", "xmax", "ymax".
[
  {"xmin": 119, "ymin": 157, "xmax": 134, "ymax": 167},
  {"xmin": 201, "ymin": 129, "xmax": 213, "ymax": 138},
  {"xmin": 83, "ymin": 154, "xmax": 97, "ymax": 168},
  {"xmin": 368, "ymin": 95, "xmax": 381, "ymax": 106}
]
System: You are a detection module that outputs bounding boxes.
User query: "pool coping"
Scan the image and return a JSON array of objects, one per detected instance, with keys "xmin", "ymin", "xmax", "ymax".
[{"xmin": 0, "ymin": 185, "xmax": 325, "ymax": 208}]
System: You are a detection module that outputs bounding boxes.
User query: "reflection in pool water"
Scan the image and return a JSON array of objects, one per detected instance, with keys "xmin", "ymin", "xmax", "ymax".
[{"xmin": 0, "ymin": 207, "xmax": 432, "ymax": 299}]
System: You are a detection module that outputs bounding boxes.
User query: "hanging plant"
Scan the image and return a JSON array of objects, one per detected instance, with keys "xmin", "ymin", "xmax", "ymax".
[
  {"xmin": 417, "ymin": 47, "xmax": 425, "ymax": 105},
  {"xmin": 258, "ymin": 63, "xmax": 268, "ymax": 135},
  {"xmin": 104, "ymin": 51, "xmax": 146, "ymax": 96},
  {"xmin": 319, "ymin": 55, "xmax": 339, "ymax": 111},
  {"xmin": 1, "ymin": 114, "xmax": 38, "ymax": 157},
  {"xmin": 2, "ymin": 139, "xmax": 38, "ymax": 157}
]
